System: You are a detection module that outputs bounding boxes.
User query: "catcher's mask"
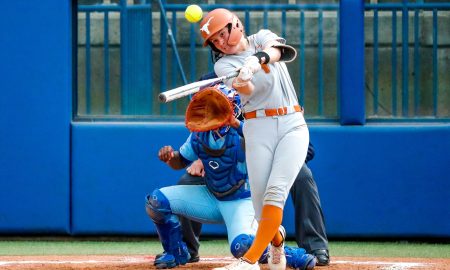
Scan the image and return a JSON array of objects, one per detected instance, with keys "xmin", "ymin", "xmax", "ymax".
[
  {"xmin": 199, "ymin": 8, "xmax": 244, "ymax": 47},
  {"xmin": 213, "ymin": 84, "xmax": 242, "ymax": 140},
  {"xmin": 216, "ymin": 83, "xmax": 242, "ymax": 119}
]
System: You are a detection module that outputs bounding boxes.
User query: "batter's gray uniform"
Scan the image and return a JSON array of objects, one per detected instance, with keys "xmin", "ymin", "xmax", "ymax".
[{"xmin": 214, "ymin": 29, "xmax": 310, "ymax": 220}]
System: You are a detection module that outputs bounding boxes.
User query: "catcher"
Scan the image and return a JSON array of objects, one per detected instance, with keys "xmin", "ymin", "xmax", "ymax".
[{"xmin": 145, "ymin": 84, "xmax": 316, "ymax": 269}]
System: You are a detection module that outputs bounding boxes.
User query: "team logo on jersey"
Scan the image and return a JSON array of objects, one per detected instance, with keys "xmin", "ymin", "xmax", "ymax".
[
  {"xmin": 200, "ymin": 17, "xmax": 214, "ymax": 35},
  {"xmin": 208, "ymin": 160, "xmax": 219, "ymax": 170}
]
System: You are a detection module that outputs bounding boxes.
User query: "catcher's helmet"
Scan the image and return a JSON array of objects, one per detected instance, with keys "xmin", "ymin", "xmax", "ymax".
[
  {"xmin": 199, "ymin": 8, "xmax": 244, "ymax": 47},
  {"xmin": 216, "ymin": 83, "xmax": 242, "ymax": 119},
  {"xmin": 212, "ymin": 84, "xmax": 242, "ymax": 140}
]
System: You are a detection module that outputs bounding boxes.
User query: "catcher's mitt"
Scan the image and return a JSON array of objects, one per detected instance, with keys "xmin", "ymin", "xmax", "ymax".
[{"xmin": 185, "ymin": 86, "xmax": 234, "ymax": 132}]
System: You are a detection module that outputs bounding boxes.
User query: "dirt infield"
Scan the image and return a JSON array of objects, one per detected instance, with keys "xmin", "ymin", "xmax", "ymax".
[{"xmin": 0, "ymin": 255, "xmax": 449, "ymax": 270}]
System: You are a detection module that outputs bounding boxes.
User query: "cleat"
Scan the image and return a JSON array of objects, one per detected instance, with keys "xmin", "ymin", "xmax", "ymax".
[
  {"xmin": 154, "ymin": 253, "xmax": 177, "ymax": 269},
  {"xmin": 213, "ymin": 257, "xmax": 260, "ymax": 270},
  {"xmin": 285, "ymin": 246, "xmax": 316, "ymax": 270},
  {"xmin": 268, "ymin": 225, "xmax": 286, "ymax": 270},
  {"xmin": 188, "ymin": 254, "xmax": 200, "ymax": 263},
  {"xmin": 311, "ymin": 249, "xmax": 329, "ymax": 266},
  {"xmin": 154, "ymin": 242, "xmax": 191, "ymax": 269},
  {"xmin": 154, "ymin": 252, "xmax": 165, "ymax": 264}
]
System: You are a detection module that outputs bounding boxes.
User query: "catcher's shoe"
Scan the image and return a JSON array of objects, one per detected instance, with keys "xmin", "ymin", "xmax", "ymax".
[
  {"xmin": 155, "ymin": 252, "xmax": 199, "ymax": 264},
  {"xmin": 285, "ymin": 246, "xmax": 316, "ymax": 270},
  {"xmin": 154, "ymin": 253, "xmax": 177, "ymax": 269},
  {"xmin": 154, "ymin": 252, "xmax": 164, "ymax": 265},
  {"xmin": 213, "ymin": 258, "xmax": 260, "ymax": 270},
  {"xmin": 268, "ymin": 225, "xmax": 286, "ymax": 270},
  {"xmin": 154, "ymin": 243, "xmax": 191, "ymax": 269}
]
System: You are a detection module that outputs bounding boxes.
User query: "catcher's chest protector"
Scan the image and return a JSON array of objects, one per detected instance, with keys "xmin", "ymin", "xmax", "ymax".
[{"xmin": 192, "ymin": 130, "xmax": 250, "ymax": 201}]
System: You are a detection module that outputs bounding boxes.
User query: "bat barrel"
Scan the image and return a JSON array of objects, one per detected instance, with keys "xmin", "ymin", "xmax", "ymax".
[
  {"xmin": 157, "ymin": 71, "xmax": 239, "ymax": 103},
  {"xmin": 158, "ymin": 93, "xmax": 168, "ymax": 103}
]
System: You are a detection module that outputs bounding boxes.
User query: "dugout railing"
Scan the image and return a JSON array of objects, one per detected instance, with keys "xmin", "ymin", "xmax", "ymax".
[
  {"xmin": 77, "ymin": 0, "xmax": 450, "ymax": 121},
  {"xmin": 365, "ymin": 2, "xmax": 450, "ymax": 121}
]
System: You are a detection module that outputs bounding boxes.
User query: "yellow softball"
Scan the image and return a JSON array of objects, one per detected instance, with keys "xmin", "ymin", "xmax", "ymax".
[{"xmin": 185, "ymin": 4, "xmax": 203, "ymax": 23}]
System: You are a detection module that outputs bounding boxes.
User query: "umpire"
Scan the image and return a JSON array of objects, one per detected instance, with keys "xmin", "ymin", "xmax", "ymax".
[{"xmin": 290, "ymin": 143, "xmax": 330, "ymax": 266}]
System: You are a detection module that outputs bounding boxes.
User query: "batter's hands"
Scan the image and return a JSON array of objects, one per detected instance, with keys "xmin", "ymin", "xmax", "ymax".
[
  {"xmin": 237, "ymin": 66, "xmax": 253, "ymax": 83},
  {"xmin": 244, "ymin": 55, "xmax": 262, "ymax": 74},
  {"xmin": 236, "ymin": 55, "xmax": 266, "ymax": 83},
  {"xmin": 158, "ymin": 145, "xmax": 175, "ymax": 163},
  {"xmin": 186, "ymin": 159, "xmax": 205, "ymax": 177}
]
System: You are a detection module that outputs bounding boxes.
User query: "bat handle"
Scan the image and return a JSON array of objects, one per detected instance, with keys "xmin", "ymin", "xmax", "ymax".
[
  {"xmin": 225, "ymin": 71, "xmax": 240, "ymax": 80},
  {"xmin": 261, "ymin": 64, "xmax": 270, "ymax": 73}
]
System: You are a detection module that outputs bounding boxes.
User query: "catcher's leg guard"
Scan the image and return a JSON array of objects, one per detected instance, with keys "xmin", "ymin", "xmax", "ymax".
[
  {"xmin": 285, "ymin": 246, "xmax": 316, "ymax": 270},
  {"xmin": 145, "ymin": 189, "xmax": 190, "ymax": 268},
  {"xmin": 230, "ymin": 234, "xmax": 268, "ymax": 263}
]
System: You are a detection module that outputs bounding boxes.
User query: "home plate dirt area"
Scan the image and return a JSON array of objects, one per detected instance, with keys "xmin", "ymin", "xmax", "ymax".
[{"xmin": 0, "ymin": 255, "xmax": 449, "ymax": 270}]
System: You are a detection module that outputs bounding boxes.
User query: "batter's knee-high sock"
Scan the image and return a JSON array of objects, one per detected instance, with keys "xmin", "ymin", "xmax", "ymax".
[
  {"xmin": 271, "ymin": 228, "xmax": 284, "ymax": 247},
  {"xmin": 242, "ymin": 204, "xmax": 283, "ymax": 263}
]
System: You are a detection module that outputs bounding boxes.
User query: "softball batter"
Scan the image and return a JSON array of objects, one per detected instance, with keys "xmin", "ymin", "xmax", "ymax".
[{"xmin": 199, "ymin": 9, "xmax": 310, "ymax": 270}]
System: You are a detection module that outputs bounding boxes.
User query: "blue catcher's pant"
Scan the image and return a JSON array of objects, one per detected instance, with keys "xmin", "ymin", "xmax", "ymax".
[{"xmin": 152, "ymin": 185, "xmax": 256, "ymax": 246}]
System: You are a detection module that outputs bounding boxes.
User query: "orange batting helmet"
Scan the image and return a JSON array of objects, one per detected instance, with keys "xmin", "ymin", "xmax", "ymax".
[{"xmin": 199, "ymin": 8, "xmax": 244, "ymax": 47}]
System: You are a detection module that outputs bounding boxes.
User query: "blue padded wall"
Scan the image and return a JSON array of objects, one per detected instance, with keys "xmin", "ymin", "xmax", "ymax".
[
  {"xmin": 72, "ymin": 123, "xmax": 450, "ymax": 237},
  {"xmin": 72, "ymin": 122, "xmax": 191, "ymax": 234},
  {"xmin": 305, "ymin": 125, "xmax": 450, "ymax": 237},
  {"xmin": 0, "ymin": 0, "xmax": 71, "ymax": 233}
]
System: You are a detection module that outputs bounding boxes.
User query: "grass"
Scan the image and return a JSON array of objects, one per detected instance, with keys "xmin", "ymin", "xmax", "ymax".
[
  {"xmin": 0, "ymin": 238, "xmax": 449, "ymax": 258},
  {"xmin": 328, "ymin": 241, "xmax": 450, "ymax": 258}
]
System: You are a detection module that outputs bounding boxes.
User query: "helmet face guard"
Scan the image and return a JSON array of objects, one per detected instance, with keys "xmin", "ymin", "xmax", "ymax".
[
  {"xmin": 216, "ymin": 84, "xmax": 242, "ymax": 119},
  {"xmin": 199, "ymin": 8, "xmax": 244, "ymax": 47}
]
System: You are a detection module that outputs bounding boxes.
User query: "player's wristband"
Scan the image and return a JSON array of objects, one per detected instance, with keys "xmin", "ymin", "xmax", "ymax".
[{"xmin": 253, "ymin": 51, "xmax": 270, "ymax": 64}]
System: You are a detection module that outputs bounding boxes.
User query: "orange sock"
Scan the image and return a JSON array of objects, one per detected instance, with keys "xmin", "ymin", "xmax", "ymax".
[
  {"xmin": 243, "ymin": 204, "xmax": 283, "ymax": 263},
  {"xmin": 271, "ymin": 229, "xmax": 284, "ymax": 247}
]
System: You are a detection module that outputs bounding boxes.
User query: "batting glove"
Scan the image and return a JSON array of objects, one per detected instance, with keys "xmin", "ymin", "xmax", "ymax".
[
  {"xmin": 237, "ymin": 66, "xmax": 253, "ymax": 83},
  {"xmin": 237, "ymin": 66, "xmax": 253, "ymax": 82},
  {"xmin": 243, "ymin": 55, "xmax": 262, "ymax": 74}
]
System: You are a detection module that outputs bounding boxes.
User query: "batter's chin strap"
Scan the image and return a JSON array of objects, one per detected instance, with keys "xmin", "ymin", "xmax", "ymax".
[
  {"xmin": 210, "ymin": 48, "xmax": 223, "ymax": 63},
  {"xmin": 272, "ymin": 44, "xmax": 297, "ymax": 62}
]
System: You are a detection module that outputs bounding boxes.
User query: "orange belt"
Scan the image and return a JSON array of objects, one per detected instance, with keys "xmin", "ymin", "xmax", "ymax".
[{"xmin": 244, "ymin": 105, "xmax": 303, "ymax": 119}]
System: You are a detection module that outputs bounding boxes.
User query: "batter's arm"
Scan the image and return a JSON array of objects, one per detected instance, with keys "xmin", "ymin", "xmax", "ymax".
[
  {"xmin": 260, "ymin": 40, "xmax": 282, "ymax": 63},
  {"xmin": 232, "ymin": 41, "xmax": 284, "ymax": 94}
]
